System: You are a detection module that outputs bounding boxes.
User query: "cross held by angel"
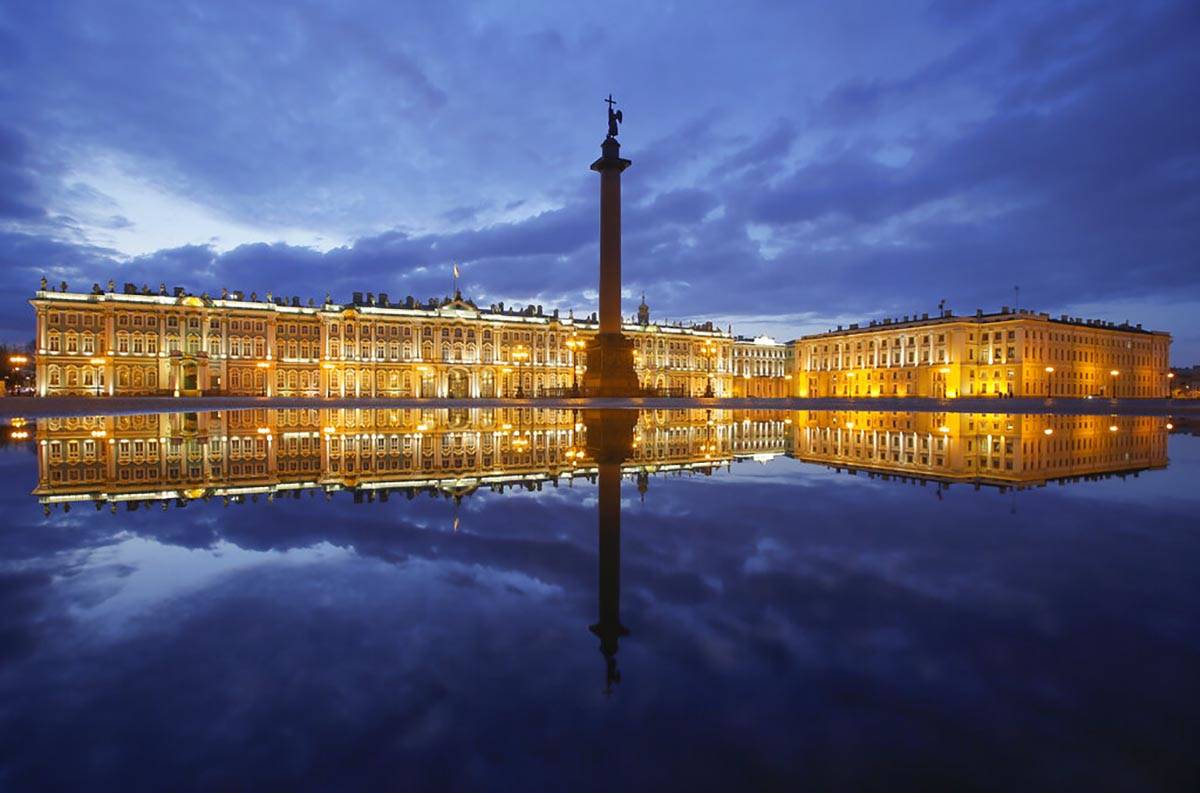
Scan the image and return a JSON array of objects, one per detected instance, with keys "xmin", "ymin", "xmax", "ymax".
[{"xmin": 605, "ymin": 94, "xmax": 623, "ymax": 138}]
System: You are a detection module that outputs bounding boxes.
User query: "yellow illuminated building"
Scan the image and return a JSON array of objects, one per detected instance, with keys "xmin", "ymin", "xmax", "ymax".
[
  {"xmin": 732, "ymin": 336, "xmax": 792, "ymax": 398},
  {"xmin": 794, "ymin": 308, "xmax": 1171, "ymax": 399},
  {"xmin": 29, "ymin": 285, "xmax": 733, "ymax": 398}
]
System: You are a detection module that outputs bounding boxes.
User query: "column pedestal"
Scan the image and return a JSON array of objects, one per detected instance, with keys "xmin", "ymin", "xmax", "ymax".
[{"xmin": 581, "ymin": 334, "xmax": 640, "ymax": 397}]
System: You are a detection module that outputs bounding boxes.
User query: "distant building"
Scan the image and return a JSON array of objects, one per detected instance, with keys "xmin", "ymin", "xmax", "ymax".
[
  {"xmin": 731, "ymin": 335, "xmax": 792, "ymax": 398},
  {"xmin": 793, "ymin": 307, "xmax": 1171, "ymax": 398},
  {"xmin": 1169, "ymin": 367, "xmax": 1198, "ymax": 399},
  {"xmin": 29, "ymin": 285, "xmax": 733, "ymax": 398}
]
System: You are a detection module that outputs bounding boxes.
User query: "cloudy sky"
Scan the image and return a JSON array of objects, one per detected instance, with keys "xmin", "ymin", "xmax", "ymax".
[{"xmin": 1, "ymin": 1, "xmax": 1197, "ymax": 357}]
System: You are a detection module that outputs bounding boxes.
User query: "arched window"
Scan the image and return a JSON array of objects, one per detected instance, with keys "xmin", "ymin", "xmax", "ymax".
[{"xmin": 48, "ymin": 365, "xmax": 61, "ymax": 386}]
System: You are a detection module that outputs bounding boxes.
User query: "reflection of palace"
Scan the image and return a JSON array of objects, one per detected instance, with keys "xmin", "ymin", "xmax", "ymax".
[
  {"xmin": 31, "ymin": 408, "xmax": 747, "ymax": 509},
  {"xmin": 24, "ymin": 408, "xmax": 1172, "ymax": 693},
  {"xmin": 29, "ymin": 409, "xmax": 1170, "ymax": 507},
  {"xmin": 30, "ymin": 286, "xmax": 733, "ymax": 398},
  {"xmin": 790, "ymin": 411, "xmax": 1169, "ymax": 487}
]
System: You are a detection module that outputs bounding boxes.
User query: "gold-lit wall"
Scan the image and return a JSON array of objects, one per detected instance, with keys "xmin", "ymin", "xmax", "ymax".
[
  {"xmin": 30, "ymin": 290, "xmax": 734, "ymax": 398},
  {"xmin": 794, "ymin": 310, "xmax": 1171, "ymax": 399},
  {"xmin": 731, "ymin": 339, "xmax": 792, "ymax": 398}
]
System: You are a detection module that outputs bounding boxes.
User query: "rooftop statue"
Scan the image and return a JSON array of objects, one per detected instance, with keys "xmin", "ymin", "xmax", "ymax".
[{"xmin": 605, "ymin": 94, "xmax": 623, "ymax": 139}]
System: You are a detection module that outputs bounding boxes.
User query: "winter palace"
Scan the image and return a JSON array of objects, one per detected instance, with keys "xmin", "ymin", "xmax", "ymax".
[{"xmin": 29, "ymin": 282, "xmax": 1171, "ymax": 399}]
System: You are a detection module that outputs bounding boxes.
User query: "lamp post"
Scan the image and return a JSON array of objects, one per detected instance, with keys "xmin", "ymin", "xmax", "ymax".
[
  {"xmin": 7, "ymin": 354, "xmax": 30, "ymax": 395},
  {"xmin": 1167, "ymin": 370, "xmax": 1175, "ymax": 398},
  {"xmin": 566, "ymin": 334, "xmax": 583, "ymax": 396},
  {"xmin": 256, "ymin": 360, "xmax": 271, "ymax": 397},
  {"xmin": 512, "ymin": 345, "xmax": 529, "ymax": 398},
  {"xmin": 701, "ymin": 340, "xmax": 717, "ymax": 398},
  {"xmin": 89, "ymin": 357, "xmax": 106, "ymax": 397},
  {"xmin": 1109, "ymin": 369, "xmax": 1120, "ymax": 399},
  {"xmin": 1044, "ymin": 366, "xmax": 1054, "ymax": 398}
]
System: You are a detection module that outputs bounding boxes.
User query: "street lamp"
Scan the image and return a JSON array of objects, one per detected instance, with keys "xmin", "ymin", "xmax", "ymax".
[
  {"xmin": 565, "ymin": 334, "xmax": 583, "ymax": 396},
  {"xmin": 256, "ymin": 360, "xmax": 271, "ymax": 397},
  {"xmin": 7, "ymin": 354, "xmax": 31, "ymax": 395},
  {"xmin": 89, "ymin": 357, "xmax": 106, "ymax": 397},
  {"xmin": 1044, "ymin": 366, "xmax": 1054, "ymax": 398},
  {"xmin": 1109, "ymin": 369, "xmax": 1120, "ymax": 399},
  {"xmin": 701, "ymin": 340, "xmax": 717, "ymax": 397},
  {"xmin": 512, "ymin": 345, "xmax": 530, "ymax": 398}
]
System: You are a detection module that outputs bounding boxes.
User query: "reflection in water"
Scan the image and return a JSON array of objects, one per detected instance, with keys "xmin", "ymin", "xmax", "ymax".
[
  {"xmin": 583, "ymin": 410, "xmax": 638, "ymax": 693},
  {"xmin": 792, "ymin": 411, "xmax": 1169, "ymax": 487},
  {"xmin": 28, "ymin": 409, "xmax": 1169, "ymax": 509},
  {"xmin": 2, "ymin": 408, "xmax": 1195, "ymax": 790},
  {"xmin": 24, "ymin": 408, "xmax": 1172, "ymax": 691}
]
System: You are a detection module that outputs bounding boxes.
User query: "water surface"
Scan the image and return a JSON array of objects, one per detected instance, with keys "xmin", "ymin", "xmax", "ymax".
[{"xmin": 1, "ymin": 408, "xmax": 1197, "ymax": 791}]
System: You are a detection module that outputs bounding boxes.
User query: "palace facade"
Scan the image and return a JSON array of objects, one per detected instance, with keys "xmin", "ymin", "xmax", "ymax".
[
  {"xmin": 30, "ymin": 285, "xmax": 734, "ymax": 398},
  {"xmin": 731, "ymin": 336, "xmax": 792, "ymax": 398},
  {"xmin": 793, "ymin": 308, "xmax": 1171, "ymax": 399}
]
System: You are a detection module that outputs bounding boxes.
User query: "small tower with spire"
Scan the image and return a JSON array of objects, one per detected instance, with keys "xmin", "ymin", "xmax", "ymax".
[{"xmin": 637, "ymin": 293, "xmax": 650, "ymax": 326}]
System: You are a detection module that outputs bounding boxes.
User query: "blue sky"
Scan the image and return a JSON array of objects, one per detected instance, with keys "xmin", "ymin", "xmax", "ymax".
[{"xmin": 1, "ymin": 1, "xmax": 1197, "ymax": 358}]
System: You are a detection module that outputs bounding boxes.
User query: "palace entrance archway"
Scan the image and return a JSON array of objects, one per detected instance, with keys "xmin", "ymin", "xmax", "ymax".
[{"xmin": 447, "ymin": 369, "xmax": 469, "ymax": 399}]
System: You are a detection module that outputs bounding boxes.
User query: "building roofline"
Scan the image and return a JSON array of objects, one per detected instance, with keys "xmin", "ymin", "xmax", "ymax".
[
  {"xmin": 797, "ymin": 307, "xmax": 1169, "ymax": 340},
  {"xmin": 30, "ymin": 291, "xmax": 733, "ymax": 338}
]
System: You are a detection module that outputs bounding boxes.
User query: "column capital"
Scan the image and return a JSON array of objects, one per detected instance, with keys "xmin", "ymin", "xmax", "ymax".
[{"xmin": 591, "ymin": 137, "xmax": 631, "ymax": 172}]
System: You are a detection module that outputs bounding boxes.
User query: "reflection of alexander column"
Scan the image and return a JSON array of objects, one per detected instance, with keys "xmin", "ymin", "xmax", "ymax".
[
  {"xmin": 581, "ymin": 95, "xmax": 641, "ymax": 397},
  {"xmin": 583, "ymin": 409, "xmax": 638, "ymax": 693}
]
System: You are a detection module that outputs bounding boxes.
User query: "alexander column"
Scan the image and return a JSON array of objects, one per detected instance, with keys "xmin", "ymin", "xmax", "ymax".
[{"xmin": 581, "ymin": 95, "xmax": 641, "ymax": 396}]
